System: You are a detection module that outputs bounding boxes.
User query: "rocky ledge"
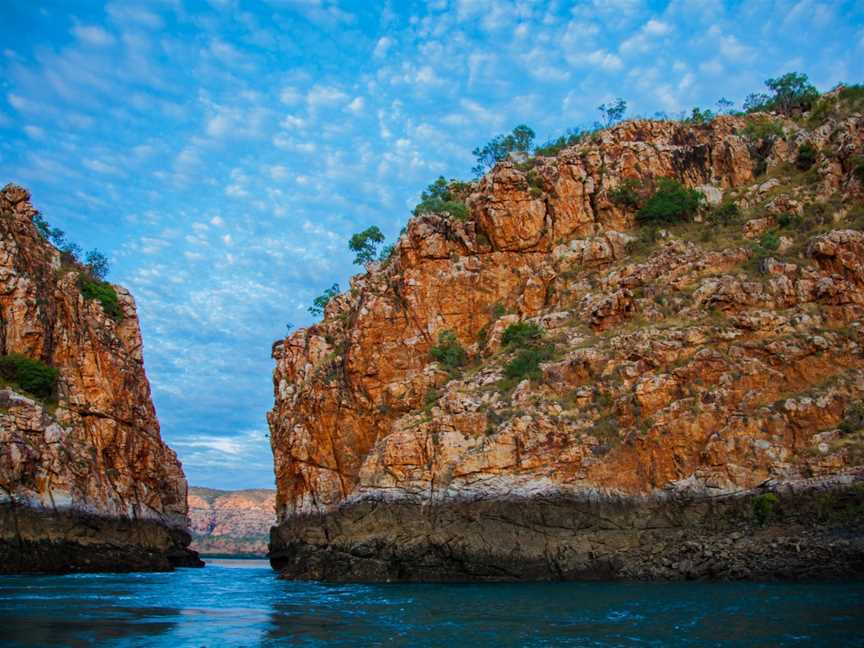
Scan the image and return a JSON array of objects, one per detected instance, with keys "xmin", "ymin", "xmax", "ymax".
[
  {"xmin": 269, "ymin": 94, "xmax": 864, "ymax": 581},
  {"xmin": 0, "ymin": 184, "xmax": 201, "ymax": 573},
  {"xmin": 270, "ymin": 476, "xmax": 864, "ymax": 582}
]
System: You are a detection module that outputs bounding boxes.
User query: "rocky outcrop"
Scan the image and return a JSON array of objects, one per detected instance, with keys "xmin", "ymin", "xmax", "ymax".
[
  {"xmin": 0, "ymin": 184, "xmax": 201, "ymax": 573},
  {"xmin": 189, "ymin": 487, "xmax": 274, "ymax": 555},
  {"xmin": 269, "ymin": 112, "xmax": 864, "ymax": 581}
]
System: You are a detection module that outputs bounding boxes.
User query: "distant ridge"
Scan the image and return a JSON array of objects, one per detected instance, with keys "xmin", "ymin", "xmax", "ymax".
[{"xmin": 188, "ymin": 487, "xmax": 275, "ymax": 556}]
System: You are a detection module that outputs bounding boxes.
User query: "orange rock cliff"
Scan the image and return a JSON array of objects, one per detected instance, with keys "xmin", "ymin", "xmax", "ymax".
[
  {"xmin": 269, "ymin": 104, "xmax": 864, "ymax": 580},
  {"xmin": 0, "ymin": 184, "xmax": 201, "ymax": 572}
]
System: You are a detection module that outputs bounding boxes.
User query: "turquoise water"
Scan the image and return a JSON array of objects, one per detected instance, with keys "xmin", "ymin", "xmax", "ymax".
[{"xmin": 1, "ymin": 559, "xmax": 863, "ymax": 647}]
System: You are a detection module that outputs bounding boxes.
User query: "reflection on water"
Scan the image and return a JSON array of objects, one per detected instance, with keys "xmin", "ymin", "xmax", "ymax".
[{"xmin": 1, "ymin": 562, "xmax": 863, "ymax": 647}]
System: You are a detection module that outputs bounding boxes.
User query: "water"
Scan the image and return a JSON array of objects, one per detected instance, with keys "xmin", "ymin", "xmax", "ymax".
[{"xmin": 1, "ymin": 559, "xmax": 863, "ymax": 647}]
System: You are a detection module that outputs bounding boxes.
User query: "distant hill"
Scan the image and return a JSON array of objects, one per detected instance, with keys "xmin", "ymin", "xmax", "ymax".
[{"xmin": 188, "ymin": 487, "xmax": 275, "ymax": 556}]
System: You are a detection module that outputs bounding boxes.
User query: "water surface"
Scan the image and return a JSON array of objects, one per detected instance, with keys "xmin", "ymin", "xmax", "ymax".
[{"xmin": 1, "ymin": 558, "xmax": 863, "ymax": 647}]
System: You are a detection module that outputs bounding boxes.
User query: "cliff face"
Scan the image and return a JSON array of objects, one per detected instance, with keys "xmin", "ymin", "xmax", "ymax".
[
  {"xmin": 189, "ymin": 487, "xmax": 274, "ymax": 555},
  {"xmin": 0, "ymin": 184, "xmax": 201, "ymax": 572},
  {"xmin": 269, "ymin": 110, "xmax": 864, "ymax": 581}
]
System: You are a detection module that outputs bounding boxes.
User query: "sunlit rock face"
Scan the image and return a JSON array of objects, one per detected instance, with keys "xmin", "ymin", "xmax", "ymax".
[
  {"xmin": 0, "ymin": 184, "xmax": 200, "ymax": 573},
  {"xmin": 269, "ymin": 112, "xmax": 864, "ymax": 581}
]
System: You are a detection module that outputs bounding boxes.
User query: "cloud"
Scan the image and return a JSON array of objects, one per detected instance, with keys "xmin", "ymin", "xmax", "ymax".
[
  {"xmin": 373, "ymin": 36, "xmax": 394, "ymax": 58},
  {"xmin": 346, "ymin": 96, "xmax": 365, "ymax": 114},
  {"xmin": 72, "ymin": 24, "xmax": 116, "ymax": 47},
  {"xmin": 306, "ymin": 84, "xmax": 348, "ymax": 108}
]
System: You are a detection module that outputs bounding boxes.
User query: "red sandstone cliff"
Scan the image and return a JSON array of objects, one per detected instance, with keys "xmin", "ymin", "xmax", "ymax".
[
  {"xmin": 268, "ymin": 103, "xmax": 864, "ymax": 580},
  {"xmin": 0, "ymin": 184, "xmax": 200, "ymax": 572}
]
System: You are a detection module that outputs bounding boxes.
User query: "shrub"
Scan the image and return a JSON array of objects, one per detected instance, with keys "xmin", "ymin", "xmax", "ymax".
[
  {"xmin": 309, "ymin": 283, "xmax": 339, "ymax": 317},
  {"xmin": 854, "ymin": 159, "xmax": 864, "ymax": 183},
  {"xmin": 413, "ymin": 177, "xmax": 470, "ymax": 221},
  {"xmin": 740, "ymin": 116, "xmax": 785, "ymax": 142},
  {"xmin": 796, "ymin": 143, "xmax": 817, "ymax": 171},
  {"xmin": 472, "ymin": 125, "xmax": 535, "ymax": 176},
  {"xmin": 429, "ymin": 330, "xmax": 467, "ymax": 374},
  {"xmin": 685, "ymin": 107, "xmax": 715, "ymax": 124},
  {"xmin": 349, "ymin": 226, "xmax": 385, "ymax": 265},
  {"xmin": 636, "ymin": 178, "xmax": 704, "ymax": 225},
  {"xmin": 503, "ymin": 346, "xmax": 553, "ymax": 381},
  {"xmin": 0, "ymin": 353, "xmax": 59, "ymax": 400},
  {"xmin": 759, "ymin": 230, "xmax": 780, "ymax": 251},
  {"xmin": 79, "ymin": 275, "xmax": 123, "ymax": 320},
  {"xmin": 609, "ymin": 178, "xmax": 642, "ymax": 209},
  {"xmin": 752, "ymin": 493, "xmax": 780, "ymax": 525},
  {"xmin": 501, "ymin": 322, "xmax": 543, "ymax": 349},
  {"xmin": 535, "ymin": 128, "xmax": 583, "ymax": 157},
  {"xmin": 839, "ymin": 402, "xmax": 864, "ymax": 435},
  {"xmin": 708, "ymin": 202, "xmax": 740, "ymax": 226}
]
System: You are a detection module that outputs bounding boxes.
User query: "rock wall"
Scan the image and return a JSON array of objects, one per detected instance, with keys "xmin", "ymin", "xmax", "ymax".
[
  {"xmin": 269, "ymin": 111, "xmax": 864, "ymax": 580},
  {"xmin": 189, "ymin": 487, "xmax": 274, "ymax": 555},
  {"xmin": 0, "ymin": 184, "xmax": 201, "ymax": 573}
]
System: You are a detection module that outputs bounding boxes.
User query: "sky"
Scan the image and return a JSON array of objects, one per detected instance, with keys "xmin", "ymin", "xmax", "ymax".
[{"xmin": 1, "ymin": 0, "xmax": 862, "ymax": 490}]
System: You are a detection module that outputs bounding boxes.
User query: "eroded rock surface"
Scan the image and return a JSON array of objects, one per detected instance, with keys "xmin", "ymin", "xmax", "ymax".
[
  {"xmin": 0, "ymin": 184, "xmax": 200, "ymax": 573},
  {"xmin": 269, "ymin": 112, "xmax": 864, "ymax": 580}
]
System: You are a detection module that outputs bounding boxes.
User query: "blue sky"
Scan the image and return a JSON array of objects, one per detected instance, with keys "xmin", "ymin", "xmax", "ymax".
[{"xmin": 1, "ymin": 0, "xmax": 862, "ymax": 490}]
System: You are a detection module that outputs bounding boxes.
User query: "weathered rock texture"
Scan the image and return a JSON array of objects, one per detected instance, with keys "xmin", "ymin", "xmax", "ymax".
[
  {"xmin": 270, "ymin": 109, "xmax": 864, "ymax": 581},
  {"xmin": 189, "ymin": 487, "xmax": 274, "ymax": 555},
  {"xmin": 0, "ymin": 184, "xmax": 201, "ymax": 573}
]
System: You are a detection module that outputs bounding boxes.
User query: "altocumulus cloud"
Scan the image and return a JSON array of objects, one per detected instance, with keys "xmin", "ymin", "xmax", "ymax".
[{"xmin": 0, "ymin": 0, "xmax": 862, "ymax": 488}]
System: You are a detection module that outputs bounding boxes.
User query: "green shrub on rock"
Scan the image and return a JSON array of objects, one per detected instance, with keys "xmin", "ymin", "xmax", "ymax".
[
  {"xmin": 501, "ymin": 322, "xmax": 543, "ymax": 348},
  {"xmin": 796, "ymin": 143, "xmax": 817, "ymax": 171},
  {"xmin": 413, "ymin": 177, "xmax": 470, "ymax": 221},
  {"xmin": 636, "ymin": 179, "xmax": 704, "ymax": 226},
  {"xmin": 752, "ymin": 493, "xmax": 780, "ymax": 525},
  {"xmin": 0, "ymin": 353, "xmax": 59, "ymax": 400},
  {"xmin": 79, "ymin": 275, "xmax": 123, "ymax": 321},
  {"xmin": 429, "ymin": 330, "xmax": 467, "ymax": 375},
  {"xmin": 503, "ymin": 346, "xmax": 553, "ymax": 381}
]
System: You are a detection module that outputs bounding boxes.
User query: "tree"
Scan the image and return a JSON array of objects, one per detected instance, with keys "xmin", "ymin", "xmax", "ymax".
[
  {"xmin": 765, "ymin": 72, "xmax": 818, "ymax": 115},
  {"xmin": 598, "ymin": 98, "xmax": 627, "ymax": 127},
  {"xmin": 309, "ymin": 283, "xmax": 340, "ymax": 317},
  {"xmin": 471, "ymin": 124, "xmax": 536, "ymax": 176},
  {"xmin": 716, "ymin": 97, "xmax": 735, "ymax": 114},
  {"xmin": 348, "ymin": 226, "xmax": 385, "ymax": 265},
  {"xmin": 85, "ymin": 249, "xmax": 109, "ymax": 280},
  {"xmin": 745, "ymin": 72, "xmax": 819, "ymax": 115}
]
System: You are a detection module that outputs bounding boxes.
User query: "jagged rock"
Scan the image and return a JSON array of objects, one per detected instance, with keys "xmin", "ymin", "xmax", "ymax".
[
  {"xmin": 0, "ymin": 184, "xmax": 200, "ymax": 573},
  {"xmin": 268, "ymin": 115, "xmax": 864, "ymax": 581}
]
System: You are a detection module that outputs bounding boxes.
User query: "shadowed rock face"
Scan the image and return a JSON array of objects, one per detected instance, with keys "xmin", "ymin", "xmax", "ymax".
[
  {"xmin": 0, "ymin": 184, "xmax": 200, "ymax": 573},
  {"xmin": 189, "ymin": 487, "xmax": 274, "ymax": 555},
  {"xmin": 269, "ymin": 109, "xmax": 864, "ymax": 581}
]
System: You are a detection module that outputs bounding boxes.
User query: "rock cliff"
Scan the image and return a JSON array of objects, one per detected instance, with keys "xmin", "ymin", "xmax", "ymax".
[
  {"xmin": 0, "ymin": 184, "xmax": 201, "ymax": 573},
  {"xmin": 270, "ymin": 105, "xmax": 864, "ymax": 580},
  {"xmin": 189, "ymin": 487, "xmax": 274, "ymax": 556}
]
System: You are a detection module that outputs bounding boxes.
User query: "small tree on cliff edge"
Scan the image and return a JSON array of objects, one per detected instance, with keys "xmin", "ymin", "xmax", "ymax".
[
  {"xmin": 471, "ymin": 124, "xmax": 536, "ymax": 176},
  {"xmin": 349, "ymin": 226, "xmax": 385, "ymax": 265}
]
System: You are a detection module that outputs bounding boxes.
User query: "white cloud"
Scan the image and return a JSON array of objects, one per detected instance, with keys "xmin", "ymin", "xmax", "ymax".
[
  {"xmin": 269, "ymin": 165, "xmax": 289, "ymax": 180},
  {"xmin": 23, "ymin": 125, "xmax": 45, "ymax": 139},
  {"xmin": 210, "ymin": 215, "xmax": 225, "ymax": 227},
  {"xmin": 374, "ymin": 36, "xmax": 394, "ymax": 59},
  {"xmin": 346, "ymin": 96, "xmax": 365, "ymax": 114},
  {"xmin": 307, "ymin": 84, "xmax": 348, "ymax": 108},
  {"xmin": 72, "ymin": 24, "xmax": 116, "ymax": 47}
]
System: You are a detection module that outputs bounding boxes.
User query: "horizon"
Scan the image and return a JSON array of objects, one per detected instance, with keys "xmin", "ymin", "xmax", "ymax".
[{"xmin": 1, "ymin": 0, "xmax": 863, "ymax": 490}]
